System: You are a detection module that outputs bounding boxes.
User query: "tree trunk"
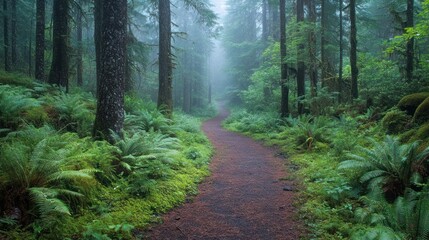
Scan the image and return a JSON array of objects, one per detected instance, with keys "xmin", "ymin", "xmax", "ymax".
[
  {"xmin": 10, "ymin": 0, "xmax": 16, "ymax": 68},
  {"xmin": 3, "ymin": 0, "xmax": 10, "ymax": 71},
  {"xmin": 35, "ymin": 0, "xmax": 45, "ymax": 81},
  {"xmin": 338, "ymin": 0, "xmax": 343, "ymax": 102},
  {"xmin": 93, "ymin": 0, "xmax": 127, "ymax": 142},
  {"xmin": 262, "ymin": 0, "xmax": 268, "ymax": 41},
  {"xmin": 158, "ymin": 0, "xmax": 173, "ymax": 118},
  {"xmin": 94, "ymin": 0, "xmax": 102, "ymax": 97},
  {"xmin": 307, "ymin": 0, "xmax": 317, "ymax": 98},
  {"xmin": 320, "ymin": 0, "xmax": 329, "ymax": 88},
  {"xmin": 76, "ymin": 0, "xmax": 83, "ymax": 87},
  {"xmin": 350, "ymin": 0, "xmax": 358, "ymax": 99},
  {"xmin": 280, "ymin": 0, "xmax": 289, "ymax": 117},
  {"xmin": 48, "ymin": 0, "xmax": 70, "ymax": 91},
  {"xmin": 296, "ymin": 0, "xmax": 305, "ymax": 115},
  {"xmin": 406, "ymin": 0, "xmax": 414, "ymax": 82}
]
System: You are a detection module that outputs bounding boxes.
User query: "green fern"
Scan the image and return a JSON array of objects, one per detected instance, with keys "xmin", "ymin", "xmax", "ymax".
[
  {"xmin": 339, "ymin": 136, "xmax": 429, "ymax": 200},
  {"xmin": 0, "ymin": 134, "xmax": 97, "ymax": 226},
  {"xmin": 0, "ymin": 85, "xmax": 40, "ymax": 128}
]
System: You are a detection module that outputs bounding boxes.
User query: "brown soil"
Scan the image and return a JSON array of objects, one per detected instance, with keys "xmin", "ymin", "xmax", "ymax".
[{"xmin": 144, "ymin": 104, "xmax": 303, "ymax": 240}]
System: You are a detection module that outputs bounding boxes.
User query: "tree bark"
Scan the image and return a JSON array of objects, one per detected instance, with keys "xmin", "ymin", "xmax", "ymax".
[
  {"xmin": 93, "ymin": 0, "xmax": 127, "ymax": 142},
  {"xmin": 48, "ymin": 0, "xmax": 70, "ymax": 91},
  {"xmin": 307, "ymin": 0, "xmax": 317, "ymax": 98},
  {"xmin": 296, "ymin": 0, "xmax": 305, "ymax": 115},
  {"xmin": 350, "ymin": 0, "xmax": 358, "ymax": 99},
  {"xmin": 338, "ymin": 0, "xmax": 343, "ymax": 102},
  {"xmin": 94, "ymin": 0, "xmax": 102, "ymax": 97},
  {"xmin": 406, "ymin": 0, "xmax": 414, "ymax": 82},
  {"xmin": 3, "ymin": 0, "xmax": 10, "ymax": 71},
  {"xmin": 280, "ymin": 0, "xmax": 289, "ymax": 117},
  {"xmin": 35, "ymin": 0, "xmax": 45, "ymax": 81},
  {"xmin": 76, "ymin": 0, "xmax": 83, "ymax": 87},
  {"xmin": 158, "ymin": 0, "xmax": 173, "ymax": 117},
  {"xmin": 262, "ymin": 0, "xmax": 268, "ymax": 41},
  {"xmin": 10, "ymin": 0, "xmax": 16, "ymax": 68}
]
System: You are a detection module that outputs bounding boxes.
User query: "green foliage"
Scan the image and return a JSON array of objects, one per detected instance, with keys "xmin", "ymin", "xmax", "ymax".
[
  {"xmin": 381, "ymin": 108, "xmax": 412, "ymax": 134},
  {"xmin": 359, "ymin": 53, "xmax": 406, "ymax": 109},
  {"xmin": 398, "ymin": 93, "xmax": 429, "ymax": 115},
  {"xmin": 43, "ymin": 92, "xmax": 95, "ymax": 137},
  {"xmin": 0, "ymin": 85, "xmax": 41, "ymax": 128},
  {"xmin": 339, "ymin": 136, "xmax": 429, "ymax": 201},
  {"xmin": 0, "ymin": 71, "xmax": 35, "ymax": 88},
  {"xmin": 0, "ymin": 132, "xmax": 97, "ymax": 230},
  {"xmin": 224, "ymin": 110, "xmax": 285, "ymax": 134}
]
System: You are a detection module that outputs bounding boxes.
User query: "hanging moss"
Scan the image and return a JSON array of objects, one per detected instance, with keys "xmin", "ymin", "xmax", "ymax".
[
  {"xmin": 397, "ymin": 93, "xmax": 429, "ymax": 115},
  {"xmin": 413, "ymin": 97, "xmax": 429, "ymax": 123},
  {"xmin": 381, "ymin": 108, "xmax": 411, "ymax": 134},
  {"xmin": 415, "ymin": 122, "xmax": 429, "ymax": 140}
]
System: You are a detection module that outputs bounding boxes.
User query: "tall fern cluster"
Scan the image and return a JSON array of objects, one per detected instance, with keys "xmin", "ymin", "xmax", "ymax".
[{"xmin": 0, "ymin": 73, "xmax": 213, "ymax": 239}]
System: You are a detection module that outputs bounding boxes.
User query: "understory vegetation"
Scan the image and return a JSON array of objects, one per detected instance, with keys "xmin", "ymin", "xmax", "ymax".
[
  {"xmin": 224, "ymin": 96, "xmax": 429, "ymax": 239},
  {"xmin": 0, "ymin": 72, "xmax": 213, "ymax": 239}
]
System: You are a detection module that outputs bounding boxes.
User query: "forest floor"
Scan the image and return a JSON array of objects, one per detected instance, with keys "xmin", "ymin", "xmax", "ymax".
[{"xmin": 143, "ymin": 103, "xmax": 303, "ymax": 240}]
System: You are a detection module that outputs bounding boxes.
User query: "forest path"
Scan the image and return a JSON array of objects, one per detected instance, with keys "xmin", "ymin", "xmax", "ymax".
[{"xmin": 145, "ymin": 103, "xmax": 302, "ymax": 240}]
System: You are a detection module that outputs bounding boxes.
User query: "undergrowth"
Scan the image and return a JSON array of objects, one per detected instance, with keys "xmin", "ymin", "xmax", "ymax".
[
  {"xmin": 0, "ymin": 72, "xmax": 213, "ymax": 239},
  {"xmin": 224, "ymin": 107, "xmax": 429, "ymax": 240}
]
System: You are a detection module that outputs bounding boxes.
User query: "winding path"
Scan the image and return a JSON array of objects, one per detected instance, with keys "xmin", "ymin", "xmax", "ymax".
[{"xmin": 145, "ymin": 104, "xmax": 302, "ymax": 239}]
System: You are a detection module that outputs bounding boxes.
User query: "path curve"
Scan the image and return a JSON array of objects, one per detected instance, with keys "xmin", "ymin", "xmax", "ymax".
[{"xmin": 145, "ymin": 104, "xmax": 302, "ymax": 239}]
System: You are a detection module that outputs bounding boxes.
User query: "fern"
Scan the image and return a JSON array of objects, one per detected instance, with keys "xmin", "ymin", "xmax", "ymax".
[
  {"xmin": 0, "ymin": 85, "xmax": 40, "ymax": 128},
  {"xmin": 339, "ymin": 136, "xmax": 429, "ymax": 200},
  {"xmin": 0, "ymin": 132, "xmax": 97, "ymax": 226}
]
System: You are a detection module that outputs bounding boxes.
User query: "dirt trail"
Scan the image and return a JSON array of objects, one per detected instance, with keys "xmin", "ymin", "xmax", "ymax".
[{"xmin": 145, "ymin": 104, "xmax": 302, "ymax": 240}]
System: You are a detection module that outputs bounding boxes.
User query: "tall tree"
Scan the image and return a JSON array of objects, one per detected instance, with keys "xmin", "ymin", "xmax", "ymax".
[
  {"xmin": 338, "ymin": 0, "xmax": 343, "ymax": 102},
  {"xmin": 94, "ymin": 0, "xmax": 102, "ymax": 96},
  {"xmin": 35, "ymin": 0, "xmax": 45, "ymax": 81},
  {"xmin": 296, "ymin": 0, "xmax": 305, "ymax": 114},
  {"xmin": 280, "ymin": 0, "xmax": 288, "ymax": 117},
  {"xmin": 307, "ymin": 0, "xmax": 317, "ymax": 98},
  {"xmin": 76, "ymin": 0, "xmax": 83, "ymax": 87},
  {"xmin": 48, "ymin": 0, "xmax": 70, "ymax": 91},
  {"xmin": 158, "ymin": 0, "xmax": 173, "ymax": 117},
  {"xmin": 93, "ymin": 0, "xmax": 127, "ymax": 141},
  {"xmin": 3, "ymin": 0, "xmax": 10, "ymax": 71},
  {"xmin": 406, "ymin": 0, "xmax": 414, "ymax": 82},
  {"xmin": 350, "ymin": 0, "xmax": 358, "ymax": 99},
  {"xmin": 10, "ymin": 0, "xmax": 16, "ymax": 68},
  {"xmin": 262, "ymin": 0, "xmax": 268, "ymax": 41}
]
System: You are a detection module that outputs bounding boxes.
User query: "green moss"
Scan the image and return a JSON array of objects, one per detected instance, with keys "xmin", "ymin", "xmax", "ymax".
[
  {"xmin": 381, "ymin": 108, "xmax": 411, "ymax": 134},
  {"xmin": 397, "ymin": 92, "xmax": 429, "ymax": 115},
  {"xmin": 0, "ymin": 71, "xmax": 35, "ymax": 88},
  {"xmin": 415, "ymin": 122, "xmax": 429, "ymax": 140},
  {"xmin": 413, "ymin": 96, "xmax": 429, "ymax": 123}
]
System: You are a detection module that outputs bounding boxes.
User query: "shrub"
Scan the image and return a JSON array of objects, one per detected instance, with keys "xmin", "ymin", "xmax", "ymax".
[
  {"xmin": 381, "ymin": 108, "xmax": 411, "ymax": 134},
  {"xmin": 398, "ymin": 93, "xmax": 429, "ymax": 115}
]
